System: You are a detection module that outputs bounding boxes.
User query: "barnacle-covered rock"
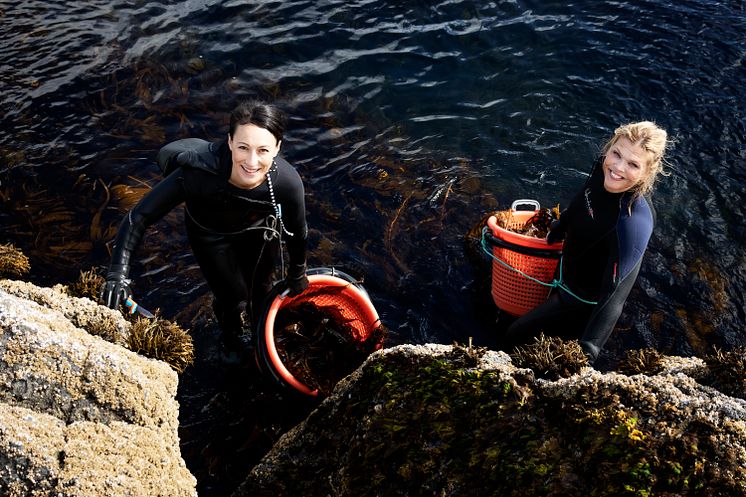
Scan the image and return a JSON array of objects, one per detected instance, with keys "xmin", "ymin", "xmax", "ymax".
[{"xmin": 0, "ymin": 281, "xmax": 197, "ymax": 496}]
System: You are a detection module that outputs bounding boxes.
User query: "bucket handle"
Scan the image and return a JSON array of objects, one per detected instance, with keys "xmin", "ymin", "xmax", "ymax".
[{"xmin": 511, "ymin": 199, "xmax": 540, "ymax": 212}]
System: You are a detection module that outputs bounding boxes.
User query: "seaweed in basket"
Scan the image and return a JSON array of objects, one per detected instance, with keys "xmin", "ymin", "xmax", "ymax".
[
  {"xmin": 494, "ymin": 205, "xmax": 560, "ymax": 239},
  {"xmin": 274, "ymin": 301, "xmax": 385, "ymax": 396}
]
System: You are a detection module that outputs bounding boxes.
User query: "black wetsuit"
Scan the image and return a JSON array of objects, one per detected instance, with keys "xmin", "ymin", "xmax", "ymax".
[
  {"xmin": 504, "ymin": 158, "xmax": 654, "ymax": 362},
  {"xmin": 109, "ymin": 138, "xmax": 307, "ymax": 337}
]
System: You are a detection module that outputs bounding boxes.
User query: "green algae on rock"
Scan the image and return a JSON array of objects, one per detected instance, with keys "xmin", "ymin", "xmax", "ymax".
[{"xmin": 236, "ymin": 344, "xmax": 746, "ymax": 497}]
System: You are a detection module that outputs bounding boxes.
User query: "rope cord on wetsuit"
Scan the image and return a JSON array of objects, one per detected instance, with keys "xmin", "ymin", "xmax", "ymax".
[
  {"xmin": 266, "ymin": 160, "xmax": 294, "ymax": 237},
  {"xmin": 480, "ymin": 227, "xmax": 599, "ymax": 305},
  {"xmin": 183, "ymin": 159, "xmax": 300, "ymax": 276}
]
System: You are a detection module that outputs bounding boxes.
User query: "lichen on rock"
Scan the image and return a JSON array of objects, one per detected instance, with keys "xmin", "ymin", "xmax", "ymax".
[
  {"xmin": 0, "ymin": 244, "xmax": 30, "ymax": 280},
  {"xmin": 235, "ymin": 343, "xmax": 746, "ymax": 497}
]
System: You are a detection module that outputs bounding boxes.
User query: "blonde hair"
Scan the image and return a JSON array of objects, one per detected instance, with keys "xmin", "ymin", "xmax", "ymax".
[{"xmin": 601, "ymin": 121, "xmax": 669, "ymax": 199}]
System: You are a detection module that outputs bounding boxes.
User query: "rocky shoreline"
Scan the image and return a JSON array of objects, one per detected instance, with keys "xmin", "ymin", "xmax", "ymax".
[
  {"xmin": 1, "ymin": 272, "xmax": 744, "ymax": 496},
  {"xmin": 0, "ymin": 279, "xmax": 196, "ymax": 496}
]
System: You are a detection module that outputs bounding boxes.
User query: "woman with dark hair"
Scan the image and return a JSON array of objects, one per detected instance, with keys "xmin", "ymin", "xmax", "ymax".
[
  {"xmin": 101, "ymin": 101, "xmax": 308, "ymax": 359},
  {"xmin": 502, "ymin": 121, "xmax": 668, "ymax": 362}
]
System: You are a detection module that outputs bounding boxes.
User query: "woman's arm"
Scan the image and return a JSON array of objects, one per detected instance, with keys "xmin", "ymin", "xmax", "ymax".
[
  {"xmin": 274, "ymin": 157, "xmax": 308, "ymax": 285},
  {"xmin": 579, "ymin": 196, "xmax": 654, "ymax": 361},
  {"xmin": 101, "ymin": 171, "xmax": 186, "ymax": 308}
]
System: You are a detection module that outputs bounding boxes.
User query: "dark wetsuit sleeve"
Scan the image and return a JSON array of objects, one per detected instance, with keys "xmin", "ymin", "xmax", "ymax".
[
  {"xmin": 579, "ymin": 196, "xmax": 654, "ymax": 361},
  {"xmin": 555, "ymin": 158, "xmax": 604, "ymax": 235},
  {"xmin": 275, "ymin": 158, "xmax": 308, "ymax": 279},
  {"xmin": 108, "ymin": 170, "xmax": 186, "ymax": 270}
]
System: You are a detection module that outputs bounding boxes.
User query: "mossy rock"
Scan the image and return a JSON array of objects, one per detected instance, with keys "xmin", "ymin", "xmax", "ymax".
[{"xmin": 239, "ymin": 345, "xmax": 746, "ymax": 497}]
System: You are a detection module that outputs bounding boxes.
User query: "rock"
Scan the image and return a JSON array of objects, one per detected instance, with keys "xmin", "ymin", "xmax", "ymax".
[
  {"xmin": 235, "ymin": 343, "xmax": 746, "ymax": 497},
  {"xmin": 0, "ymin": 280, "xmax": 129, "ymax": 346},
  {"xmin": 0, "ymin": 281, "xmax": 197, "ymax": 496}
]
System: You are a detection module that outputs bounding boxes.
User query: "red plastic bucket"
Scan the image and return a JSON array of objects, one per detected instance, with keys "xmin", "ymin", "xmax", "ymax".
[
  {"xmin": 486, "ymin": 200, "xmax": 563, "ymax": 316},
  {"xmin": 256, "ymin": 267, "xmax": 382, "ymax": 397}
]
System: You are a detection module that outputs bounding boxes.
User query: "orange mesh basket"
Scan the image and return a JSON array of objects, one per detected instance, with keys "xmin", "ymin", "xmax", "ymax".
[
  {"xmin": 261, "ymin": 270, "xmax": 381, "ymax": 396},
  {"xmin": 486, "ymin": 200, "xmax": 563, "ymax": 316}
]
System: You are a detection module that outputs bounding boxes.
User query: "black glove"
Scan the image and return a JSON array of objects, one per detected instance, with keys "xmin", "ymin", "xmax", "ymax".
[
  {"xmin": 286, "ymin": 273, "xmax": 309, "ymax": 297},
  {"xmin": 546, "ymin": 219, "xmax": 565, "ymax": 245},
  {"xmin": 175, "ymin": 150, "xmax": 201, "ymax": 168},
  {"xmin": 99, "ymin": 263, "xmax": 132, "ymax": 309}
]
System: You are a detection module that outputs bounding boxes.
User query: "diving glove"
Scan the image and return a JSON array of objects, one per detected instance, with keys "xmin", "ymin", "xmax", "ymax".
[
  {"xmin": 546, "ymin": 219, "xmax": 565, "ymax": 245},
  {"xmin": 285, "ymin": 263, "xmax": 309, "ymax": 297},
  {"xmin": 100, "ymin": 263, "xmax": 132, "ymax": 309}
]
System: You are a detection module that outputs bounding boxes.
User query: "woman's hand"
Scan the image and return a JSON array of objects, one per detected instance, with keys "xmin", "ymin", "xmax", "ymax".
[
  {"xmin": 99, "ymin": 264, "xmax": 132, "ymax": 309},
  {"xmin": 286, "ymin": 274, "xmax": 309, "ymax": 297},
  {"xmin": 546, "ymin": 219, "xmax": 565, "ymax": 245}
]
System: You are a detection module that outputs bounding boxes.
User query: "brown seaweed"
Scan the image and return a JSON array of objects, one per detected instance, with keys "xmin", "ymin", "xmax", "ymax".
[
  {"xmin": 274, "ymin": 301, "xmax": 385, "ymax": 396},
  {"xmin": 493, "ymin": 205, "xmax": 560, "ymax": 239}
]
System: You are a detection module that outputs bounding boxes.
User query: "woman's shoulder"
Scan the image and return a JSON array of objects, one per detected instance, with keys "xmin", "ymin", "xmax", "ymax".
[
  {"xmin": 619, "ymin": 194, "xmax": 654, "ymax": 240},
  {"xmin": 628, "ymin": 194, "xmax": 654, "ymax": 223},
  {"xmin": 274, "ymin": 156, "xmax": 303, "ymax": 183}
]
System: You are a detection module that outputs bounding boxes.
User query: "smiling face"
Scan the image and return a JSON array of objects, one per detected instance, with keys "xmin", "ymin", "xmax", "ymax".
[
  {"xmin": 602, "ymin": 136, "xmax": 653, "ymax": 194},
  {"xmin": 227, "ymin": 124, "xmax": 281, "ymax": 189}
]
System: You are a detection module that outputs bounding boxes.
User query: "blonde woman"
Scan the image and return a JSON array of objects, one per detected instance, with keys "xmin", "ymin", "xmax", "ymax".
[{"xmin": 503, "ymin": 121, "xmax": 668, "ymax": 362}]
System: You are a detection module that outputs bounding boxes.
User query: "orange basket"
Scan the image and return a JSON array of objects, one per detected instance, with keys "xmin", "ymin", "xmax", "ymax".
[
  {"xmin": 257, "ymin": 267, "xmax": 382, "ymax": 397},
  {"xmin": 485, "ymin": 200, "xmax": 563, "ymax": 316}
]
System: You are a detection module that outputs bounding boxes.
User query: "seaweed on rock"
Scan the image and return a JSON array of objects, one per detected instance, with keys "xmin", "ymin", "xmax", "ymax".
[
  {"xmin": 0, "ymin": 243, "xmax": 31, "ymax": 279},
  {"xmin": 509, "ymin": 333, "xmax": 588, "ymax": 380},
  {"xmin": 66, "ymin": 268, "xmax": 105, "ymax": 302},
  {"xmin": 128, "ymin": 315, "xmax": 195, "ymax": 374},
  {"xmin": 238, "ymin": 346, "xmax": 746, "ymax": 497},
  {"xmin": 702, "ymin": 346, "xmax": 746, "ymax": 399},
  {"xmin": 616, "ymin": 348, "xmax": 665, "ymax": 376}
]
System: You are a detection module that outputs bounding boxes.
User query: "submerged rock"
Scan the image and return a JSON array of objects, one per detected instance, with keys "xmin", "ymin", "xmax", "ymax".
[
  {"xmin": 236, "ymin": 343, "xmax": 746, "ymax": 497},
  {"xmin": 0, "ymin": 281, "xmax": 197, "ymax": 496}
]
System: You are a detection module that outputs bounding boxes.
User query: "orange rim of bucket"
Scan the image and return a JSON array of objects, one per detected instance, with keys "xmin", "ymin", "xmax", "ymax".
[
  {"xmin": 487, "ymin": 212, "xmax": 564, "ymax": 250},
  {"xmin": 263, "ymin": 273, "xmax": 381, "ymax": 397}
]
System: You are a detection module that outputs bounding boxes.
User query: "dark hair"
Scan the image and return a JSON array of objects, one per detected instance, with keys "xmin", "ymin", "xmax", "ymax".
[{"xmin": 229, "ymin": 101, "xmax": 286, "ymax": 144}]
